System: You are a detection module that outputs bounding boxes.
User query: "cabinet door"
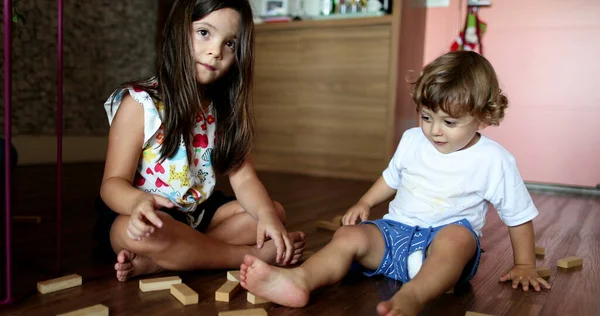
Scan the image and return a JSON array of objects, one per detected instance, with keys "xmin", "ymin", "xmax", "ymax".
[{"xmin": 253, "ymin": 24, "xmax": 393, "ymax": 180}]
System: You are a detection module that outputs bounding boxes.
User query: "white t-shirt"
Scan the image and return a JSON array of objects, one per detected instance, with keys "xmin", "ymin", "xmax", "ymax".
[{"xmin": 382, "ymin": 128, "xmax": 538, "ymax": 237}]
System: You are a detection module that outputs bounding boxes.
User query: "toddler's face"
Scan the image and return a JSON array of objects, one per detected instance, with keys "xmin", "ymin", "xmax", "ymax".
[
  {"xmin": 191, "ymin": 8, "xmax": 240, "ymax": 84},
  {"xmin": 419, "ymin": 107, "xmax": 485, "ymax": 154}
]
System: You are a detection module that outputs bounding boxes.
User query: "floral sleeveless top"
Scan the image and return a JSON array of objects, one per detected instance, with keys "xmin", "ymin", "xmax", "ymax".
[{"xmin": 104, "ymin": 85, "xmax": 216, "ymax": 228}]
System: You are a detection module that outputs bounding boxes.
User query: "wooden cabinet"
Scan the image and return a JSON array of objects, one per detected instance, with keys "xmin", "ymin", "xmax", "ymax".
[{"xmin": 253, "ymin": 13, "xmax": 405, "ymax": 180}]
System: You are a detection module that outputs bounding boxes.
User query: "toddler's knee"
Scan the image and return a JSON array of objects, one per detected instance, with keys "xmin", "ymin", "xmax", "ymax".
[
  {"xmin": 273, "ymin": 201, "xmax": 286, "ymax": 223},
  {"xmin": 438, "ymin": 224, "xmax": 476, "ymax": 250},
  {"xmin": 333, "ymin": 225, "xmax": 369, "ymax": 248}
]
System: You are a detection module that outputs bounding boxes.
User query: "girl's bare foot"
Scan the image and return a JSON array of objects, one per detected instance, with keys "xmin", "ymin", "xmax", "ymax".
[
  {"xmin": 114, "ymin": 249, "xmax": 164, "ymax": 282},
  {"xmin": 255, "ymin": 231, "xmax": 306, "ymax": 265},
  {"xmin": 239, "ymin": 254, "xmax": 310, "ymax": 307},
  {"xmin": 376, "ymin": 289, "xmax": 424, "ymax": 316}
]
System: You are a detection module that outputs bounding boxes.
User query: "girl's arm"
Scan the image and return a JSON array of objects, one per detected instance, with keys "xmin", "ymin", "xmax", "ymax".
[
  {"xmin": 100, "ymin": 94, "xmax": 145, "ymax": 214},
  {"xmin": 100, "ymin": 94, "xmax": 170, "ymax": 239},
  {"xmin": 228, "ymin": 159, "xmax": 292, "ymax": 263},
  {"xmin": 228, "ymin": 158, "xmax": 279, "ymax": 221}
]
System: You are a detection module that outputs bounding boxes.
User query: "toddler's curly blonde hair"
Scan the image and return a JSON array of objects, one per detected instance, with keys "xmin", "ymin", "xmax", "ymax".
[{"xmin": 411, "ymin": 51, "xmax": 508, "ymax": 126}]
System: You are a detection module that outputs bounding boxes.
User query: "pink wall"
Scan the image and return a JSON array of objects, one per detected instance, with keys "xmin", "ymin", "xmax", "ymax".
[{"xmin": 421, "ymin": 0, "xmax": 600, "ymax": 187}]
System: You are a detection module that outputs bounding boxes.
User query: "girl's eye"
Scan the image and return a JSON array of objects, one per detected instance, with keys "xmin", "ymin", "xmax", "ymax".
[
  {"xmin": 444, "ymin": 120, "xmax": 456, "ymax": 126},
  {"xmin": 226, "ymin": 41, "xmax": 236, "ymax": 49},
  {"xmin": 420, "ymin": 115, "xmax": 431, "ymax": 122},
  {"xmin": 198, "ymin": 29, "xmax": 208, "ymax": 36}
]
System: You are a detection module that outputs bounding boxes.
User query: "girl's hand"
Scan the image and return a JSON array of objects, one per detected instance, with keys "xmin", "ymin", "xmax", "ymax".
[
  {"xmin": 256, "ymin": 215, "xmax": 292, "ymax": 265},
  {"xmin": 342, "ymin": 201, "xmax": 370, "ymax": 225},
  {"xmin": 127, "ymin": 194, "xmax": 174, "ymax": 241},
  {"xmin": 499, "ymin": 264, "xmax": 551, "ymax": 291}
]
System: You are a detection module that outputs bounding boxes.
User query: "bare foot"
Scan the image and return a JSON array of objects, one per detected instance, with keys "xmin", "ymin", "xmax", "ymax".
[
  {"xmin": 255, "ymin": 231, "xmax": 306, "ymax": 265},
  {"xmin": 239, "ymin": 254, "xmax": 310, "ymax": 307},
  {"xmin": 114, "ymin": 249, "xmax": 164, "ymax": 282},
  {"xmin": 376, "ymin": 289, "xmax": 424, "ymax": 316}
]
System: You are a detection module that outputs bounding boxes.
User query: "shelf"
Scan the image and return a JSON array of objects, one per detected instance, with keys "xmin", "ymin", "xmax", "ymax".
[{"xmin": 255, "ymin": 15, "xmax": 393, "ymax": 31}]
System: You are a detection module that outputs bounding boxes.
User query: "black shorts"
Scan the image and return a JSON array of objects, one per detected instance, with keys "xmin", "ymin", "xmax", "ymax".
[{"xmin": 93, "ymin": 190, "xmax": 235, "ymax": 256}]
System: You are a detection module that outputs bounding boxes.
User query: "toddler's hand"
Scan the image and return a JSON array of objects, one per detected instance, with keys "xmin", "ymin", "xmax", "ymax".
[
  {"xmin": 127, "ymin": 194, "xmax": 174, "ymax": 241},
  {"xmin": 499, "ymin": 264, "xmax": 551, "ymax": 291},
  {"xmin": 342, "ymin": 201, "xmax": 370, "ymax": 225},
  {"xmin": 256, "ymin": 215, "xmax": 292, "ymax": 265}
]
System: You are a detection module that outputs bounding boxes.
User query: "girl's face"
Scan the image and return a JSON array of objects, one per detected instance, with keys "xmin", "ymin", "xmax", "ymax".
[
  {"xmin": 191, "ymin": 8, "xmax": 240, "ymax": 84},
  {"xmin": 419, "ymin": 107, "xmax": 486, "ymax": 154}
]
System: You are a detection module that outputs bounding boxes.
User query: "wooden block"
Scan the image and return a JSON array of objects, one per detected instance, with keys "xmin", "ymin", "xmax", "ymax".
[
  {"xmin": 536, "ymin": 267, "xmax": 551, "ymax": 279},
  {"xmin": 218, "ymin": 308, "xmax": 268, "ymax": 316},
  {"xmin": 247, "ymin": 291, "xmax": 270, "ymax": 305},
  {"xmin": 57, "ymin": 304, "xmax": 108, "ymax": 316},
  {"xmin": 37, "ymin": 274, "xmax": 82, "ymax": 294},
  {"xmin": 170, "ymin": 283, "xmax": 198, "ymax": 306},
  {"xmin": 316, "ymin": 220, "xmax": 340, "ymax": 231},
  {"xmin": 535, "ymin": 246, "xmax": 545, "ymax": 257},
  {"xmin": 139, "ymin": 276, "xmax": 181, "ymax": 292},
  {"xmin": 465, "ymin": 312, "xmax": 492, "ymax": 316},
  {"xmin": 215, "ymin": 280, "xmax": 241, "ymax": 302},
  {"xmin": 557, "ymin": 256, "xmax": 583, "ymax": 269},
  {"xmin": 227, "ymin": 270, "xmax": 241, "ymax": 282},
  {"xmin": 13, "ymin": 215, "xmax": 42, "ymax": 224}
]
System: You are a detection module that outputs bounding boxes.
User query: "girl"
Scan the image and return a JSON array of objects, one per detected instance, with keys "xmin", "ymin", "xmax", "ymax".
[{"xmin": 97, "ymin": 0, "xmax": 305, "ymax": 282}]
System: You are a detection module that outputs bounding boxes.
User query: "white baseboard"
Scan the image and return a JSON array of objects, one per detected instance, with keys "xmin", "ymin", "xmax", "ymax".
[
  {"xmin": 526, "ymin": 182, "xmax": 600, "ymax": 196},
  {"xmin": 12, "ymin": 136, "xmax": 108, "ymax": 165}
]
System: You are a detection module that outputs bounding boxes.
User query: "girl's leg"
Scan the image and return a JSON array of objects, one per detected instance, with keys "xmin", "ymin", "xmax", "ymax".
[
  {"xmin": 205, "ymin": 201, "xmax": 285, "ymax": 245},
  {"xmin": 239, "ymin": 224, "xmax": 386, "ymax": 308},
  {"xmin": 110, "ymin": 210, "xmax": 304, "ymax": 281},
  {"xmin": 377, "ymin": 224, "xmax": 477, "ymax": 316}
]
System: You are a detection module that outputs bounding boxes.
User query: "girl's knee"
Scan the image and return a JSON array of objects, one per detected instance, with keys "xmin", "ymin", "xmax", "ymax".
[
  {"xmin": 273, "ymin": 201, "xmax": 286, "ymax": 223},
  {"xmin": 110, "ymin": 212, "xmax": 175, "ymax": 256}
]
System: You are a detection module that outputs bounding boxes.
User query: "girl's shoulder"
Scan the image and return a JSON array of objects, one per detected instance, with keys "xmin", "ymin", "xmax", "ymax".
[{"xmin": 103, "ymin": 84, "xmax": 163, "ymax": 147}]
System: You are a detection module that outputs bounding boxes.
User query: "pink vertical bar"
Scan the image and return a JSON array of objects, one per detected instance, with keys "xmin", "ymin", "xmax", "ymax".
[
  {"xmin": 56, "ymin": 0, "xmax": 63, "ymax": 273},
  {"xmin": 2, "ymin": 0, "xmax": 13, "ymax": 305}
]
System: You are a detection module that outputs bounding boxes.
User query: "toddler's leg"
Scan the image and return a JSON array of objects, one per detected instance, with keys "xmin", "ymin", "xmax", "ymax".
[
  {"xmin": 377, "ymin": 224, "xmax": 477, "ymax": 316},
  {"xmin": 239, "ymin": 224, "xmax": 385, "ymax": 308}
]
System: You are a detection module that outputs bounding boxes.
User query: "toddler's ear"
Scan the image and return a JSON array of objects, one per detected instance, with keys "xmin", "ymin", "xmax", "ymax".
[{"xmin": 478, "ymin": 122, "xmax": 488, "ymax": 130}]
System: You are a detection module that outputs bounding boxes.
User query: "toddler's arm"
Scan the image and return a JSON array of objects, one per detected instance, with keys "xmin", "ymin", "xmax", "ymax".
[
  {"xmin": 499, "ymin": 221, "xmax": 551, "ymax": 291},
  {"xmin": 342, "ymin": 176, "xmax": 396, "ymax": 225}
]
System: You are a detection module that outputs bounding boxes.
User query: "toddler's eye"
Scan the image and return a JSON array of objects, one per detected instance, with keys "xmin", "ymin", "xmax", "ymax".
[
  {"xmin": 198, "ymin": 29, "xmax": 208, "ymax": 36},
  {"xmin": 444, "ymin": 120, "xmax": 456, "ymax": 126}
]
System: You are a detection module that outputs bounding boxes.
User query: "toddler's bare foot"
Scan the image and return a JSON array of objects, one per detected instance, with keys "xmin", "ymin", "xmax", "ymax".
[
  {"xmin": 114, "ymin": 249, "xmax": 164, "ymax": 282},
  {"xmin": 256, "ymin": 231, "xmax": 306, "ymax": 265},
  {"xmin": 239, "ymin": 254, "xmax": 310, "ymax": 307},
  {"xmin": 376, "ymin": 289, "xmax": 424, "ymax": 316}
]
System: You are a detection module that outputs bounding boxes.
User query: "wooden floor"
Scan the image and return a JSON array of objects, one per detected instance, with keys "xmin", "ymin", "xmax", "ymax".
[{"xmin": 1, "ymin": 163, "xmax": 599, "ymax": 316}]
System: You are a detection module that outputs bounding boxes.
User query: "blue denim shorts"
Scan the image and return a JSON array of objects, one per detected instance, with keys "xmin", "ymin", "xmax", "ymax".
[{"xmin": 360, "ymin": 218, "xmax": 481, "ymax": 285}]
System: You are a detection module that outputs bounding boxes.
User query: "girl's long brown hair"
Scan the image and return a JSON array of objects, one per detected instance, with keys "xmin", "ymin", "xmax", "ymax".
[{"xmin": 111, "ymin": 0, "xmax": 254, "ymax": 174}]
